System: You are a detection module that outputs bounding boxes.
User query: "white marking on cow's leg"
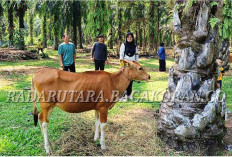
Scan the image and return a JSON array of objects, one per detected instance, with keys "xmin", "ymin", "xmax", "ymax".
[
  {"xmin": 42, "ymin": 122, "xmax": 51, "ymax": 154},
  {"xmin": 100, "ymin": 123, "xmax": 106, "ymax": 150},
  {"xmin": 39, "ymin": 120, "xmax": 44, "ymax": 134},
  {"xmin": 94, "ymin": 111, "xmax": 100, "ymax": 141}
]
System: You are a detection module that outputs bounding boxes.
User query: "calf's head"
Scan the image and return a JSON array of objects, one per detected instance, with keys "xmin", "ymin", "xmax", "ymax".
[{"xmin": 122, "ymin": 60, "xmax": 150, "ymax": 81}]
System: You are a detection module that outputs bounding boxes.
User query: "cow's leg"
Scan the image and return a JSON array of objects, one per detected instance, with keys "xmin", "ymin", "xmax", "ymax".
[
  {"xmin": 39, "ymin": 103, "xmax": 54, "ymax": 154},
  {"xmin": 94, "ymin": 110, "xmax": 100, "ymax": 141},
  {"xmin": 99, "ymin": 109, "xmax": 108, "ymax": 150}
]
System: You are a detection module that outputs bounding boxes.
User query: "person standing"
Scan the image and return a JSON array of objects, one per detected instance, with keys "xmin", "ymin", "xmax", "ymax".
[
  {"xmin": 58, "ymin": 34, "xmax": 76, "ymax": 72},
  {"xmin": 157, "ymin": 43, "xmax": 166, "ymax": 71},
  {"xmin": 216, "ymin": 58, "xmax": 225, "ymax": 89},
  {"xmin": 119, "ymin": 32, "xmax": 139, "ymax": 101},
  {"xmin": 38, "ymin": 39, "xmax": 45, "ymax": 58},
  {"xmin": 91, "ymin": 35, "xmax": 108, "ymax": 71}
]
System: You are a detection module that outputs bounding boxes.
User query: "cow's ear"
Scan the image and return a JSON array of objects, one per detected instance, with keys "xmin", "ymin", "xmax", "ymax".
[{"xmin": 122, "ymin": 60, "xmax": 131, "ymax": 67}]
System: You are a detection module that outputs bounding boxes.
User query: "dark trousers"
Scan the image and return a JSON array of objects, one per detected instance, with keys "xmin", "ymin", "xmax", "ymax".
[
  {"xmin": 94, "ymin": 60, "xmax": 105, "ymax": 70},
  {"xmin": 38, "ymin": 48, "xmax": 45, "ymax": 57},
  {"xmin": 159, "ymin": 60, "xmax": 166, "ymax": 71},
  {"xmin": 217, "ymin": 80, "xmax": 222, "ymax": 89},
  {"xmin": 63, "ymin": 62, "xmax": 76, "ymax": 72},
  {"xmin": 126, "ymin": 81, "xmax": 133, "ymax": 96}
]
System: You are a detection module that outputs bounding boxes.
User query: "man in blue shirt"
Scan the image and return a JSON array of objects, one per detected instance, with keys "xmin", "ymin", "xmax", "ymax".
[
  {"xmin": 157, "ymin": 43, "xmax": 166, "ymax": 71},
  {"xmin": 91, "ymin": 34, "xmax": 108, "ymax": 70},
  {"xmin": 58, "ymin": 34, "xmax": 76, "ymax": 72}
]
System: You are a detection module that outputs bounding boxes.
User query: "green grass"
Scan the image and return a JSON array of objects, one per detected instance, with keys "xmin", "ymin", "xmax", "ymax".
[{"xmin": 0, "ymin": 49, "xmax": 231, "ymax": 155}]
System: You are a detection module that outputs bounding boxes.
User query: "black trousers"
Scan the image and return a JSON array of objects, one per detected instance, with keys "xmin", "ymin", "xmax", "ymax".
[
  {"xmin": 217, "ymin": 80, "xmax": 222, "ymax": 89},
  {"xmin": 63, "ymin": 62, "xmax": 76, "ymax": 72},
  {"xmin": 38, "ymin": 48, "xmax": 45, "ymax": 56},
  {"xmin": 95, "ymin": 60, "xmax": 105, "ymax": 70},
  {"xmin": 126, "ymin": 81, "xmax": 133, "ymax": 96},
  {"xmin": 159, "ymin": 60, "xmax": 166, "ymax": 71}
]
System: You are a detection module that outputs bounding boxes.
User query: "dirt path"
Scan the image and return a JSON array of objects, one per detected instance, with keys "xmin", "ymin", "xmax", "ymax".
[{"xmin": 52, "ymin": 109, "xmax": 175, "ymax": 156}]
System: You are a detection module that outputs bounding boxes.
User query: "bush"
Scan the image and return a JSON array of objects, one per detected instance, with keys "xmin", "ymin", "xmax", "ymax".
[{"xmin": 1, "ymin": 44, "xmax": 7, "ymax": 48}]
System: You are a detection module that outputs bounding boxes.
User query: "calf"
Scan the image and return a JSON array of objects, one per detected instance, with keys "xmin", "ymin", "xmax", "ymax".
[{"xmin": 31, "ymin": 60, "xmax": 150, "ymax": 154}]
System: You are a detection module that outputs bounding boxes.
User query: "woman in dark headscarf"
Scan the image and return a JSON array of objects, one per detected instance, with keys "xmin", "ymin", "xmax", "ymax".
[{"xmin": 119, "ymin": 32, "xmax": 139, "ymax": 101}]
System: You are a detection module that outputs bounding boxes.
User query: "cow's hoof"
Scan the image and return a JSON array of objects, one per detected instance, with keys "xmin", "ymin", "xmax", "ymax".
[
  {"xmin": 45, "ymin": 151, "xmax": 51, "ymax": 155},
  {"xmin": 45, "ymin": 147, "xmax": 52, "ymax": 155},
  {"xmin": 101, "ymin": 144, "xmax": 106, "ymax": 150}
]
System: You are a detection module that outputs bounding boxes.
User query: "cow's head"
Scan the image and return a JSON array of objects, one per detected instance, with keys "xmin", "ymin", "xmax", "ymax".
[{"xmin": 121, "ymin": 60, "xmax": 150, "ymax": 81}]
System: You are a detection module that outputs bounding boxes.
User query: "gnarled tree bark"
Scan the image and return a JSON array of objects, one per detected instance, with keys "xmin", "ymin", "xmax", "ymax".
[{"xmin": 158, "ymin": 1, "xmax": 226, "ymax": 155}]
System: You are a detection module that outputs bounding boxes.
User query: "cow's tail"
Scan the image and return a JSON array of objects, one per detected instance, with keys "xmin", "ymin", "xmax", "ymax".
[{"xmin": 31, "ymin": 77, "xmax": 39, "ymax": 127}]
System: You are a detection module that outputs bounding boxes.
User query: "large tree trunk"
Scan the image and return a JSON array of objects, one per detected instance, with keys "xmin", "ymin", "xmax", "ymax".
[
  {"xmin": 149, "ymin": 1, "xmax": 155, "ymax": 54},
  {"xmin": 29, "ymin": 9, "xmax": 33, "ymax": 45},
  {"xmin": 157, "ymin": 1, "xmax": 226, "ymax": 155},
  {"xmin": 18, "ymin": 1, "xmax": 26, "ymax": 50},
  {"xmin": 48, "ymin": 18, "xmax": 52, "ymax": 40},
  {"xmin": 155, "ymin": 2, "xmax": 160, "ymax": 52},
  {"xmin": 8, "ymin": 1, "xmax": 14, "ymax": 47},
  {"xmin": 142, "ymin": 19, "xmax": 146, "ymax": 54},
  {"xmin": 117, "ymin": 7, "xmax": 122, "ymax": 57},
  {"xmin": 77, "ymin": 1, "xmax": 83, "ymax": 49},
  {"xmin": 108, "ymin": 11, "xmax": 114, "ymax": 50},
  {"xmin": 219, "ymin": 39, "xmax": 230, "ymax": 71},
  {"xmin": 72, "ymin": 1, "xmax": 78, "ymax": 49},
  {"xmin": 0, "ymin": 3, "xmax": 3, "ymax": 46},
  {"xmin": 43, "ymin": 13, "xmax": 47, "ymax": 48},
  {"xmin": 53, "ymin": 14, "xmax": 59, "ymax": 50},
  {"xmin": 139, "ymin": 23, "xmax": 142, "ymax": 48}
]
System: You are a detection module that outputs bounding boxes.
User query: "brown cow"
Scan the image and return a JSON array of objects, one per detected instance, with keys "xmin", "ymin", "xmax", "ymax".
[{"xmin": 31, "ymin": 60, "xmax": 150, "ymax": 154}]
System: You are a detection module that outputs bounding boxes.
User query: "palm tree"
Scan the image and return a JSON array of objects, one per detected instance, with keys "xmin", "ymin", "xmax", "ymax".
[
  {"xmin": 0, "ymin": 2, "xmax": 3, "ymax": 45},
  {"xmin": 157, "ymin": 1, "xmax": 226, "ymax": 155},
  {"xmin": 77, "ymin": 1, "xmax": 83, "ymax": 49},
  {"xmin": 46, "ymin": 0, "xmax": 62, "ymax": 50},
  {"xmin": 72, "ymin": 1, "xmax": 78, "ymax": 48},
  {"xmin": 35, "ymin": 1, "xmax": 48, "ymax": 48},
  {"xmin": 28, "ymin": 1, "xmax": 35, "ymax": 45},
  {"xmin": 6, "ymin": 0, "xmax": 15, "ymax": 47},
  {"xmin": 16, "ymin": 0, "xmax": 27, "ymax": 50}
]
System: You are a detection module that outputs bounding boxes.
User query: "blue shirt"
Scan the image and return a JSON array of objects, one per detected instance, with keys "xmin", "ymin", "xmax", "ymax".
[
  {"xmin": 91, "ymin": 42, "xmax": 107, "ymax": 61},
  {"xmin": 58, "ymin": 42, "xmax": 76, "ymax": 66},
  {"xmin": 158, "ymin": 46, "xmax": 166, "ymax": 60}
]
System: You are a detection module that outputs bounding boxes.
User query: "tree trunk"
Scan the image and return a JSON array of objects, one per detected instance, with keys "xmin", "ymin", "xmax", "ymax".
[
  {"xmin": 48, "ymin": 18, "xmax": 52, "ymax": 40},
  {"xmin": 0, "ymin": 3, "xmax": 3, "ymax": 46},
  {"xmin": 219, "ymin": 39, "xmax": 230, "ymax": 71},
  {"xmin": 155, "ymin": 2, "xmax": 160, "ymax": 52},
  {"xmin": 72, "ymin": 1, "xmax": 78, "ymax": 49},
  {"xmin": 8, "ymin": 1, "xmax": 14, "ymax": 47},
  {"xmin": 149, "ymin": 1, "xmax": 155, "ymax": 54},
  {"xmin": 29, "ymin": 10, "xmax": 33, "ymax": 45},
  {"xmin": 117, "ymin": 7, "xmax": 122, "ymax": 57},
  {"xmin": 157, "ymin": 1, "xmax": 226, "ymax": 155},
  {"xmin": 18, "ymin": 1, "xmax": 26, "ymax": 50},
  {"xmin": 136, "ymin": 23, "xmax": 139, "ymax": 45},
  {"xmin": 77, "ymin": 1, "xmax": 83, "ymax": 49},
  {"xmin": 139, "ymin": 23, "xmax": 142, "ymax": 48},
  {"xmin": 43, "ymin": 13, "xmax": 47, "ymax": 48},
  {"xmin": 53, "ymin": 14, "xmax": 59, "ymax": 50},
  {"xmin": 143, "ymin": 19, "xmax": 146, "ymax": 54},
  {"xmin": 109, "ymin": 11, "xmax": 114, "ymax": 49}
]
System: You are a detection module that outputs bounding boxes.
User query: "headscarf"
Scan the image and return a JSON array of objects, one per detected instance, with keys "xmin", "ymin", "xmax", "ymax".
[{"xmin": 125, "ymin": 32, "xmax": 136, "ymax": 57}]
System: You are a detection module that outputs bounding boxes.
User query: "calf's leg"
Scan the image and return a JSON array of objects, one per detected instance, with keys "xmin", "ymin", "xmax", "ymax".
[
  {"xmin": 99, "ymin": 109, "xmax": 108, "ymax": 150},
  {"xmin": 94, "ymin": 110, "xmax": 100, "ymax": 141},
  {"xmin": 39, "ymin": 103, "xmax": 54, "ymax": 154}
]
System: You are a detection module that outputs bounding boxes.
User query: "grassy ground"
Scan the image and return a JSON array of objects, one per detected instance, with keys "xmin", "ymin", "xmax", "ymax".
[{"xmin": 0, "ymin": 49, "xmax": 231, "ymax": 155}]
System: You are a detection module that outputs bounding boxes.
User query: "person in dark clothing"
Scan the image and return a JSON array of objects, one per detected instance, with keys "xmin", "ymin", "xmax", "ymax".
[
  {"xmin": 91, "ymin": 35, "xmax": 108, "ymax": 70},
  {"xmin": 157, "ymin": 43, "xmax": 166, "ymax": 71},
  {"xmin": 119, "ymin": 32, "xmax": 139, "ymax": 101}
]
